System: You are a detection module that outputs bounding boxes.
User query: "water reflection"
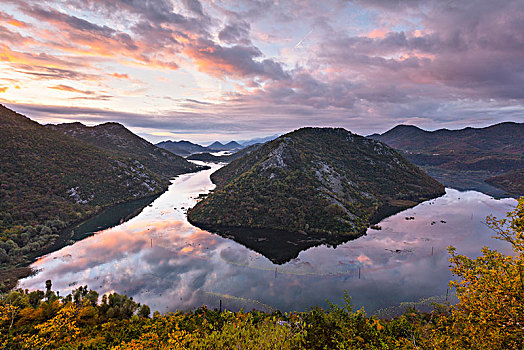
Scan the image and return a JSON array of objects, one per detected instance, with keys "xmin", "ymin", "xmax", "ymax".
[{"xmin": 20, "ymin": 163, "xmax": 517, "ymax": 315}]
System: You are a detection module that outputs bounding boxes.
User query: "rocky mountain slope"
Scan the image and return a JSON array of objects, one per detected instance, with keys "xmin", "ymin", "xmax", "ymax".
[
  {"xmin": 369, "ymin": 122, "xmax": 524, "ymax": 196},
  {"xmin": 188, "ymin": 127, "xmax": 444, "ymax": 244},
  {"xmin": 48, "ymin": 122, "xmax": 203, "ymax": 177}
]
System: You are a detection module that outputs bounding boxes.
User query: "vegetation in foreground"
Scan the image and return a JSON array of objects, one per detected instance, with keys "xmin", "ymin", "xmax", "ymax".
[{"xmin": 2, "ymin": 198, "xmax": 522, "ymax": 349}]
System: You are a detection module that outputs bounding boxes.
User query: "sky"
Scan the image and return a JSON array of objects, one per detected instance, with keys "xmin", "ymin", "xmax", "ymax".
[{"xmin": 0, "ymin": 0, "xmax": 523, "ymax": 143}]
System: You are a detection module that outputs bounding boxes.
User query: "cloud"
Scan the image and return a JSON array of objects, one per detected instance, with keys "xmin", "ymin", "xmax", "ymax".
[
  {"xmin": 184, "ymin": 38, "xmax": 288, "ymax": 80},
  {"xmin": 111, "ymin": 73, "xmax": 129, "ymax": 79},
  {"xmin": 219, "ymin": 21, "xmax": 251, "ymax": 45},
  {"xmin": 0, "ymin": 0, "xmax": 523, "ymax": 140},
  {"xmin": 181, "ymin": 0, "xmax": 205, "ymax": 16},
  {"xmin": 0, "ymin": 10, "xmax": 30, "ymax": 28},
  {"xmin": 49, "ymin": 84, "xmax": 95, "ymax": 95},
  {"xmin": 0, "ymin": 87, "xmax": 8, "ymax": 93},
  {"xmin": 14, "ymin": 65, "xmax": 98, "ymax": 81}
]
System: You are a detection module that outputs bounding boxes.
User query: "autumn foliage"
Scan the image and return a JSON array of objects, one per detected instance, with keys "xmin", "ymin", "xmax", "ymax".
[{"xmin": 1, "ymin": 198, "xmax": 523, "ymax": 349}]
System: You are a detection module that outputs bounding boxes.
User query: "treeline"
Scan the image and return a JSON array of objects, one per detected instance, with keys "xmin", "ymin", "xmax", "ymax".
[
  {"xmin": 0, "ymin": 219, "xmax": 66, "ymax": 283},
  {"xmin": 2, "ymin": 198, "xmax": 523, "ymax": 349}
]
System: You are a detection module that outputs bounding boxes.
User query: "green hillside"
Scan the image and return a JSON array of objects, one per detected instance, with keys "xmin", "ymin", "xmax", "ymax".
[
  {"xmin": 188, "ymin": 127, "xmax": 444, "ymax": 241},
  {"xmin": 0, "ymin": 105, "xmax": 201, "ymax": 290},
  {"xmin": 369, "ymin": 122, "xmax": 524, "ymax": 196},
  {"xmin": 48, "ymin": 122, "xmax": 203, "ymax": 178}
]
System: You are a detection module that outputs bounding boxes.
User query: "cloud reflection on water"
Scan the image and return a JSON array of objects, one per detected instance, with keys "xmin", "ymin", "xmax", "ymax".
[{"xmin": 21, "ymin": 165, "xmax": 517, "ymax": 314}]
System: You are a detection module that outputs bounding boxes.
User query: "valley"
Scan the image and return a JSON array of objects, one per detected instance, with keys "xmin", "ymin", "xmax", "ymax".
[
  {"xmin": 19, "ymin": 162, "xmax": 517, "ymax": 314},
  {"xmin": 369, "ymin": 123, "xmax": 524, "ymax": 197},
  {"xmin": 0, "ymin": 105, "xmax": 207, "ymax": 291}
]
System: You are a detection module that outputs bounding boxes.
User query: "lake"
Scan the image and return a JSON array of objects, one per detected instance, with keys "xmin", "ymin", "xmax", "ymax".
[{"xmin": 20, "ymin": 163, "xmax": 517, "ymax": 315}]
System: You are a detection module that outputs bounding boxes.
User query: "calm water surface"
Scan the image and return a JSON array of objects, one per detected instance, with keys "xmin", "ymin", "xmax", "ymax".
[{"xmin": 20, "ymin": 163, "xmax": 517, "ymax": 314}]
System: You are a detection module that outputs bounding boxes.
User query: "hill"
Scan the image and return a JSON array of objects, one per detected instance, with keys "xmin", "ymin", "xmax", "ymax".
[
  {"xmin": 47, "ymin": 122, "xmax": 202, "ymax": 177},
  {"xmin": 486, "ymin": 169, "xmax": 524, "ymax": 197},
  {"xmin": 0, "ymin": 105, "xmax": 202, "ymax": 290},
  {"xmin": 207, "ymin": 141, "xmax": 243, "ymax": 151},
  {"xmin": 188, "ymin": 127, "xmax": 444, "ymax": 262},
  {"xmin": 156, "ymin": 140, "xmax": 208, "ymax": 156},
  {"xmin": 369, "ymin": 122, "xmax": 524, "ymax": 196},
  {"xmin": 223, "ymin": 141, "xmax": 242, "ymax": 149}
]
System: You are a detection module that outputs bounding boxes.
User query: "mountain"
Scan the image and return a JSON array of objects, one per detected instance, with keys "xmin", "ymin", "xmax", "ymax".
[
  {"xmin": 0, "ymin": 105, "xmax": 202, "ymax": 290},
  {"xmin": 486, "ymin": 169, "xmax": 524, "ymax": 197},
  {"xmin": 239, "ymin": 134, "xmax": 280, "ymax": 146},
  {"xmin": 187, "ymin": 143, "xmax": 262, "ymax": 163},
  {"xmin": 156, "ymin": 140, "xmax": 208, "ymax": 157},
  {"xmin": 156, "ymin": 140, "xmax": 244, "ymax": 155},
  {"xmin": 188, "ymin": 127, "xmax": 444, "ymax": 262},
  {"xmin": 369, "ymin": 122, "xmax": 524, "ymax": 196},
  {"xmin": 207, "ymin": 141, "xmax": 225, "ymax": 150},
  {"xmin": 207, "ymin": 141, "xmax": 243, "ymax": 151},
  {"xmin": 224, "ymin": 141, "xmax": 242, "ymax": 149},
  {"xmin": 48, "ymin": 122, "xmax": 203, "ymax": 177}
]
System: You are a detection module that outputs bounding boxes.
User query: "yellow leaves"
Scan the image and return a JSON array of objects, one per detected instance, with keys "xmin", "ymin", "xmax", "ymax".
[
  {"xmin": 0, "ymin": 303, "xmax": 18, "ymax": 324},
  {"xmin": 438, "ymin": 197, "xmax": 524, "ymax": 349},
  {"xmin": 22, "ymin": 303, "xmax": 80, "ymax": 349},
  {"xmin": 0, "ymin": 303, "xmax": 18, "ymax": 346},
  {"xmin": 372, "ymin": 318, "xmax": 384, "ymax": 331}
]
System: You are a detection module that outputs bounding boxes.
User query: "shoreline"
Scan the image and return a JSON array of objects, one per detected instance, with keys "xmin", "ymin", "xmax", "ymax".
[{"xmin": 2, "ymin": 166, "xmax": 209, "ymax": 293}]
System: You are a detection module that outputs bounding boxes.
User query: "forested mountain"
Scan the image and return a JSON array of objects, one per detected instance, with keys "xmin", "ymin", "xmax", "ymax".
[
  {"xmin": 369, "ymin": 122, "xmax": 524, "ymax": 196},
  {"xmin": 0, "ymin": 105, "xmax": 202, "ymax": 290},
  {"xmin": 188, "ymin": 127, "xmax": 444, "ymax": 248},
  {"xmin": 486, "ymin": 169, "xmax": 524, "ymax": 196},
  {"xmin": 47, "ymin": 122, "xmax": 202, "ymax": 177}
]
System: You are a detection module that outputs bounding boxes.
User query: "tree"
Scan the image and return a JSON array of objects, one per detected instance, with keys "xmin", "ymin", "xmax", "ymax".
[{"xmin": 428, "ymin": 197, "xmax": 524, "ymax": 349}]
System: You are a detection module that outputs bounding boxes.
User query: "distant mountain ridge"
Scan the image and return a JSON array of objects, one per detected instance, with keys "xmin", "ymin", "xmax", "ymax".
[
  {"xmin": 369, "ymin": 122, "xmax": 524, "ymax": 196},
  {"xmin": 371, "ymin": 122, "xmax": 523, "ymax": 154},
  {"xmin": 238, "ymin": 134, "xmax": 280, "ymax": 146},
  {"xmin": 187, "ymin": 143, "xmax": 262, "ymax": 163},
  {"xmin": 188, "ymin": 127, "xmax": 444, "ymax": 262},
  {"xmin": 156, "ymin": 139, "xmax": 243, "ymax": 156},
  {"xmin": 156, "ymin": 140, "xmax": 208, "ymax": 157}
]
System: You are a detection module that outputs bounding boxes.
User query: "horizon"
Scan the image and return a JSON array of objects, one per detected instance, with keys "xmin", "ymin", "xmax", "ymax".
[
  {"xmin": 1, "ymin": 0, "xmax": 523, "ymax": 143},
  {"xmin": 4, "ymin": 103, "xmax": 521, "ymax": 144}
]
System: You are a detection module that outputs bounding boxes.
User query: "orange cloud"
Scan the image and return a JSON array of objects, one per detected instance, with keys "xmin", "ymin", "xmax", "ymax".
[
  {"xmin": 0, "ymin": 87, "xmax": 8, "ymax": 93},
  {"xmin": 367, "ymin": 28, "xmax": 388, "ymax": 39},
  {"xmin": 0, "ymin": 11, "xmax": 30, "ymax": 28},
  {"xmin": 111, "ymin": 72, "xmax": 129, "ymax": 79},
  {"xmin": 0, "ymin": 44, "xmax": 85, "ymax": 69},
  {"xmin": 49, "ymin": 84, "xmax": 95, "ymax": 94},
  {"xmin": 18, "ymin": 7, "xmax": 182, "ymax": 71}
]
